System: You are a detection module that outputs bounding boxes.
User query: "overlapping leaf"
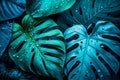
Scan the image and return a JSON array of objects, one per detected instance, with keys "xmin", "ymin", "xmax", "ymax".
[
  {"xmin": 64, "ymin": 21, "xmax": 120, "ymax": 80},
  {"xmin": 0, "ymin": 0, "xmax": 26, "ymax": 21},
  {"xmin": 26, "ymin": 0, "xmax": 76, "ymax": 18},
  {"xmin": 0, "ymin": 22, "xmax": 12, "ymax": 57},
  {"xmin": 8, "ymin": 14, "xmax": 66, "ymax": 80},
  {"xmin": 56, "ymin": 0, "xmax": 120, "ymax": 31}
]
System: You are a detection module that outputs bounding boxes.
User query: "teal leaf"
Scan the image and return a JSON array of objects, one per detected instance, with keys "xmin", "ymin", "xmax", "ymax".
[
  {"xmin": 64, "ymin": 21, "xmax": 120, "ymax": 80},
  {"xmin": 0, "ymin": 0, "xmax": 26, "ymax": 21},
  {"xmin": 9, "ymin": 15, "xmax": 66, "ymax": 80},
  {"xmin": 0, "ymin": 22, "xmax": 12, "ymax": 57},
  {"xmin": 26, "ymin": 0, "xmax": 76, "ymax": 18},
  {"xmin": 56, "ymin": 0, "xmax": 120, "ymax": 31}
]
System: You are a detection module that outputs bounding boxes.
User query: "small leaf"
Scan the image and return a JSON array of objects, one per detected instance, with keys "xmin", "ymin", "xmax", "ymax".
[
  {"xmin": 56, "ymin": 0, "xmax": 120, "ymax": 31},
  {"xmin": 26, "ymin": 0, "xmax": 76, "ymax": 18},
  {"xmin": 0, "ymin": 0, "xmax": 26, "ymax": 21},
  {"xmin": 0, "ymin": 22, "xmax": 12, "ymax": 57},
  {"xmin": 9, "ymin": 15, "xmax": 66, "ymax": 80},
  {"xmin": 64, "ymin": 21, "xmax": 120, "ymax": 80}
]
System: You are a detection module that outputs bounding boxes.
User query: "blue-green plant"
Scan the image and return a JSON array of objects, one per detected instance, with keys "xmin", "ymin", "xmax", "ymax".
[
  {"xmin": 26, "ymin": 0, "xmax": 76, "ymax": 18},
  {"xmin": 56, "ymin": 0, "xmax": 120, "ymax": 31},
  {"xmin": 9, "ymin": 14, "xmax": 66, "ymax": 80},
  {"xmin": 64, "ymin": 21, "xmax": 120, "ymax": 80},
  {"xmin": 0, "ymin": 0, "xmax": 26, "ymax": 21},
  {"xmin": 0, "ymin": 22, "xmax": 12, "ymax": 57}
]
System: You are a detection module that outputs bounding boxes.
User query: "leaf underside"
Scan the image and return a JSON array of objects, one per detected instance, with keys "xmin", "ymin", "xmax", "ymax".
[
  {"xmin": 64, "ymin": 21, "xmax": 120, "ymax": 80},
  {"xmin": 56, "ymin": 0, "xmax": 120, "ymax": 31},
  {"xmin": 9, "ymin": 15, "xmax": 66, "ymax": 80}
]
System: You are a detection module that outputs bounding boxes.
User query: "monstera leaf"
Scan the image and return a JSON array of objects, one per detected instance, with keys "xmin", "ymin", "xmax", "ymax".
[
  {"xmin": 0, "ymin": 0, "xmax": 26, "ymax": 21},
  {"xmin": 64, "ymin": 21, "xmax": 120, "ymax": 80},
  {"xmin": 56, "ymin": 0, "xmax": 120, "ymax": 31},
  {"xmin": 0, "ymin": 22, "xmax": 12, "ymax": 57},
  {"xmin": 8, "ymin": 15, "xmax": 66, "ymax": 80},
  {"xmin": 26, "ymin": 0, "xmax": 76, "ymax": 18}
]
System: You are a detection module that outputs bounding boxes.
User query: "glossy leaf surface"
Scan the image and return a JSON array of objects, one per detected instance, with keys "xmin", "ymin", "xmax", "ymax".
[
  {"xmin": 9, "ymin": 15, "xmax": 66, "ymax": 80},
  {"xmin": 0, "ymin": 0, "xmax": 26, "ymax": 21},
  {"xmin": 64, "ymin": 21, "xmax": 120, "ymax": 80},
  {"xmin": 26, "ymin": 0, "xmax": 76, "ymax": 18}
]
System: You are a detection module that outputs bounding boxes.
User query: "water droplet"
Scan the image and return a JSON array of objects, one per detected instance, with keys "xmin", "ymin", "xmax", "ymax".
[
  {"xmin": 98, "ymin": 69, "xmax": 101, "ymax": 72},
  {"xmin": 55, "ymin": 6, "xmax": 59, "ymax": 9},
  {"xmin": 76, "ymin": 10, "xmax": 78, "ymax": 12},
  {"xmin": 100, "ymin": 75, "xmax": 103, "ymax": 78},
  {"xmin": 20, "ymin": 59, "xmax": 23, "ymax": 61},
  {"xmin": 17, "ymin": 56, "xmax": 19, "ymax": 58},
  {"xmin": 100, "ymin": 44, "xmax": 104, "ymax": 48},
  {"xmin": 13, "ymin": 55, "xmax": 15, "ymax": 57},
  {"xmin": 97, "ymin": 34, "xmax": 101, "ymax": 38},
  {"xmin": 36, "ymin": 45, "xmax": 39, "ymax": 47},
  {"xmin": 101, "ymin": 6, "xmax": 103, "ymax": 9}
]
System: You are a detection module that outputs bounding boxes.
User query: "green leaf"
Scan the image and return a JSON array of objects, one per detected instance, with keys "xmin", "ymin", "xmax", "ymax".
[
  {"xmin": 56, "ymin": 0, "xmax": 120, "ymax": 31},
  {"xmin": 64, "ymin": 21, "xmax": 120, "ymax": 80},
  {"xmin": 26, "ymin": 0, "xmax": 76, "ymax": 18},
  {"xmin": 9, "ymin": 15, "xmax": 66, "ymax": 80}
]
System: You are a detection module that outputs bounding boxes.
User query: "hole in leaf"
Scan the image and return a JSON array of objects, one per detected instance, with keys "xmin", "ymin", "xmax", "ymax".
[
  {"xmin": 69, "ymin": 9, "xmax": 73, "ymax": 17},
  {"xmin": 102, "ymin": 35, "xmax": 120, "ymax": 43},
  {"xmin": 79, "ymin": 7, "xmax": 82, "ymax": 15},
  {"xmin": 66, "ymin": 34, "xmax": 79, "ymax": 42},
  {"xmin": 67, "ymin": 43, "xmax": 79, "ymax": 53},
  {"xmin": 98, "ymin": 56, "xmax": 115, "ymax": 75},
  {"xmin": 67, "ymin": 60, "xmax": 80, "ymax": 77},
  {"xmin": 65, "ymin": 56, "xmax": 76, "ymax": 67},
  {"xmin": 90, "ymin": 65, "xmax": 99, "ymax": 79},
  {"xmin": 16, "ymin": 41, "xmax": 25, "ymax": 52},
  {"xmin": 100, "ymin": 44, "xmax": 120, "ymax": 61}
]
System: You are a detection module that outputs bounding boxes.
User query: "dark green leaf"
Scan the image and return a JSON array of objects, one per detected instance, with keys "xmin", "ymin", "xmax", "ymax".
[
  {"xmin": 56, "ymin": 0, "xmax": 120, "ymax": 31},
  {"xmin": 9, "ymin": 15, "xmax": 66, "ymax": 80}
]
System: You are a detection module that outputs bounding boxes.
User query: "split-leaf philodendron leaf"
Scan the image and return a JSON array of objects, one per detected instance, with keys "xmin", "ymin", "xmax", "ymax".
[
  {"xmin": 56, "ymin": 0, "xmax": 120, "ymax": 31},
  {"xmin": 64, "ymin": 21, "xmax": 120, "ymax": 80},
  {"xmin": 0, "ymin": 0, "xmax": 26, "ymax": 21},
  {"xmin": 26, "ymin": 0, "xmax": 76, "ymax": 18},
  {"xmin": 9, "ymin": 14, "xmax": 66, "ymax": 80},
  {"xmin": 0, "ymin": 22, "xmax": 12, "ymax": 57}
]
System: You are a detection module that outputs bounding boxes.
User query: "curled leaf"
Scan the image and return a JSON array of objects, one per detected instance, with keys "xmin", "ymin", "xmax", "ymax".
[
  {"xmin": 64, "ymin": 21, "xmax": 120, "ymax": 80},
  {"xmin": 9, "ymin": 15, "xmax": 66, "ymax": 80},
  {"xmin": 26, "ymin": 0, "xmax": 76, "ymax": 18}
]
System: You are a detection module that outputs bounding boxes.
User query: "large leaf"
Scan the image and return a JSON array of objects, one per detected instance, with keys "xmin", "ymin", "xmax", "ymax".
[
  {"xmin": 56, "ymin": 0, "xmax": 120, "ymax": 31},
  {"xmin": 64, "ymin": 21, "xmax": 120, "ymax": 80},
  {"xmin": 8, "ymin": 15, "xmax": 66, "ymax": 80},
  {"xmin": 0, "ymin": 0, "xmax": 26, "ymax": 21},
  {"xmin": 26, "ymin": 0, "xmax": 76, "ymax": 18},
  {"xmin": 0, "ymin": 22, "xmax": 12, "ymax": 57}
]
